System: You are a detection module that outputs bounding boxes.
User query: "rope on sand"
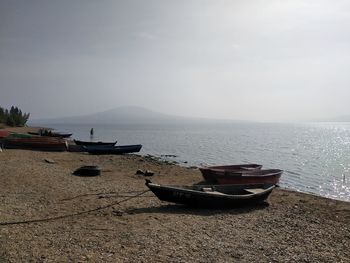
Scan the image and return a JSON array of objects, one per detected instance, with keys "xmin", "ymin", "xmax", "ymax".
[
  {"xmin": 0, "ymin": 190, "xmax": 150, "ymax": 226},
  {"xmin": 59, "ymin": 190, "xmax": 151, "ymax": 201}
]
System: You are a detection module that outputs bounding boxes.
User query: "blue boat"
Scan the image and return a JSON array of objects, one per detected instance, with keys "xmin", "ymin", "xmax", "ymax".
[
  {"xmin": 74, "ymin": 139, "xmax": 117, "ymax": 147},
  {"xmin": 83, "ymin": 144, "xmax": 142, "ymax": 154}
]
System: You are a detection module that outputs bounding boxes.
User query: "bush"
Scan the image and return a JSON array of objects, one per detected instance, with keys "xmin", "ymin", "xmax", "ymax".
[{"xmin": 0, "ymin": 106, "xmax": 30, "ymax": 127}]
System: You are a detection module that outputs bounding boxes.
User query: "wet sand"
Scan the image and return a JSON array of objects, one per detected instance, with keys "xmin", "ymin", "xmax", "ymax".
[{"xmin": 0, "ymin": 127, "xmax": 349, "ymax": 262}]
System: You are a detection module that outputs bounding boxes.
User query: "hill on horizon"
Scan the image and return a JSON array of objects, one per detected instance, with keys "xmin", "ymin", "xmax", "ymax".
[
  {"xmin": 30, "ymin": 106, "xmax": 197, "ymax": 124},
  {"xmin": 29, "ymin": 106, "xmax": 253, "ymax": 125},
  {"xmin": 29, "ymin": 106, "xmax": 350, "ymax": 125}
]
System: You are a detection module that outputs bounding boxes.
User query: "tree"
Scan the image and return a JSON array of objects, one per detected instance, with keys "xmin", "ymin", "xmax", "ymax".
[
  {"xmin": 0, "ymin": 106, "xmax": 30, "ymax": 127},
  {"xmin": 0, "ymin": 107, "xmax": 5, "ymax": 123}
]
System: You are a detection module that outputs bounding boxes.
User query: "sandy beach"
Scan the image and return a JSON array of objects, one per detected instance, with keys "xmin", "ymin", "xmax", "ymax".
[{"xmin": 0, "ymin": 127, "xmax": 349, "ymax": 262}]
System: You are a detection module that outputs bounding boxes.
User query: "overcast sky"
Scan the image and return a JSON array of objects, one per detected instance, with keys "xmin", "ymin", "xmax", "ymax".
[{"xmin": 1, "ymin": 0, "xmax": 350, "ymax": 121}]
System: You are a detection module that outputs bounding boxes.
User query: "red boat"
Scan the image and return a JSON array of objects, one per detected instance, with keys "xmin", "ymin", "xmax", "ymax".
[
  {"xmin": 200, "ymin": 168, "xmax": 283, "ymax": 185},
  {"xmin": 199, "ymin": 164, "xmax": 262, "ymax": 183},
  {"xmin": 0, "ymin": 131, "xmax": 10, "ymax": 138},
  {"xmin": 3, "ymin": 136, "xmax": 68, "ymax": 151}
]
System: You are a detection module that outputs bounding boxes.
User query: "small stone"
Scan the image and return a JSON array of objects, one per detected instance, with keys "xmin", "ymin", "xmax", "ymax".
[
  {"xmin": 44, "ymin": 158, "xmax": 55, "ymax": 164},
  {"xmin": 113, "ymin": 210, "xmax": 123, "ymax": 216},
  {"xmin": 136, "ymin": 169, "xmax": 144, "ymax": 175},
  {"xmin": 144, "ymin": 170, "xmax": 154, "ymax": 177}
]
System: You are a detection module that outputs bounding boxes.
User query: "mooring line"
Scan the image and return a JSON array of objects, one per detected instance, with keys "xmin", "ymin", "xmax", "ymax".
[{"xmin": 0, "ymin": 190, "xmax": 150, "ymax": 226}]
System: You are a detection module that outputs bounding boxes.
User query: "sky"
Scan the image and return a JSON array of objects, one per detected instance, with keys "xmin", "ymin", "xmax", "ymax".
[{"xmin": 1, "ymin": 0, "xmax": 350, "ymax": 122}]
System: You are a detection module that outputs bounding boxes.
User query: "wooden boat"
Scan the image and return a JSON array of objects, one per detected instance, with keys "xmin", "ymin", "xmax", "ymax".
[
  {"xmin": 8, "ymin": 133, "xmax": 34, "ymax": 138},
  {"xmin": 3, "ymin": 136, "xmax": 68, "ymax": 151},
  {"xmin": 51, "ymin": 132, "xmax": 72, "ymax": 138},
  {"xmin": 0, "ymin": 131, "xmax": 11, "ymax": 138},
  {"xmin": 28, "ymin": 132, "xmax": 40, "ymax": 136},
  {"xmin": 28, "ymin": 131, "xmax": 72, "ymax": 138},
  {"xmin": 145, "ymin": 180, "xmax": 275, "ymax": 208},
  {"xmin": 74, "ymin": 139, "xmax": 117, "ymax": 146},
  {"xmin": 200, "ymin": 168, "xmax": 283, "ymax": 185},
  {"xmin": 200, "ymin": 164, "xmax": 262, "ymax": 183},
  {"xmin": 83, "ymin": 144, "xmax": 142, "ymax": 154}
]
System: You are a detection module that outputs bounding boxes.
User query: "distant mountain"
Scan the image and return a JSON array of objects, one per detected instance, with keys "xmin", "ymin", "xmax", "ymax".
[
  {"xmin": 30, "ymin": 106, "xmax": 188, "ymax": 124},
  {"xmin": 29, "ymin": 106, "xmax": 250, "ymax": 125}
]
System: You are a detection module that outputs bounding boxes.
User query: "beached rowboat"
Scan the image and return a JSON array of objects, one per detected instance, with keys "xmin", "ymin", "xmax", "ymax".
[
  {"xmin": 200, "ymin": 163, "xmax": 262, "ymax": 183},
  {"xmin": 74, "ymin": 139, "xmax": 117, "ymax": 146},
  {"xmin": 28, "ymin": 131, "xmax": 72, "ymax": 138},
  {"xmin": 83, "ymin": 144, "xmax": 142, "ymax": 154},
  {"xmin": 145, "ymin": 180, "xmax": 275, "ymax": 208},
  {"xmin": 200, "ymin": 168, "xmax": 283, "ymax": 185},
  {"xmin": 2, "ymin": 136, "xmax": 68, "ymax": 151}
]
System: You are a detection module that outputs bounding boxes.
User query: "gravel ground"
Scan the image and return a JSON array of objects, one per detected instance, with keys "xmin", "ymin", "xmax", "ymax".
[{"xmin": 0, "ymin": 139, "xmax": 349, "ymax": 262}]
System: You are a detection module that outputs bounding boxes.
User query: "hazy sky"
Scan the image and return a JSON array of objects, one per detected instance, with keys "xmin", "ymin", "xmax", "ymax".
[{"xmin": 1, "ymin": 0, "xmax": 350, "ymax": 121}]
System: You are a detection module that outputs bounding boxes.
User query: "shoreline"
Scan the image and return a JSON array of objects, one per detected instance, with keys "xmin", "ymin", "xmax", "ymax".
[
  {"xmin": 1, "ymin": 125, "xmax": 349, "ymax": 203},
  {"xmin": 133, "ymin": 153, "xmax": 350, "ymax": 203}
]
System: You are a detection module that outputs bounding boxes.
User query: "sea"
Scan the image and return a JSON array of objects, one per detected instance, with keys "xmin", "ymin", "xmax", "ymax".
[{"xmin": 31, "ymin": 121, "xmax": 350, "ymax": 202}]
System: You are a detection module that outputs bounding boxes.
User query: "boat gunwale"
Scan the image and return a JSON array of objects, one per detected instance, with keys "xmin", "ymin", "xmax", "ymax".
[
  {"xmin": 202, "ymin": 164, "xmax": 262, "ymax": 170},
  {"xmin": 200, "ymin": 168, "xmax": 283, "ymax": 177}
]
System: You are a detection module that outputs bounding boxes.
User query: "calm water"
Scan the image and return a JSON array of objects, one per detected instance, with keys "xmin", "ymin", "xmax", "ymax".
[{"xmin": 32, "ymin": 121, "xmax": 350, "ymax": 202}]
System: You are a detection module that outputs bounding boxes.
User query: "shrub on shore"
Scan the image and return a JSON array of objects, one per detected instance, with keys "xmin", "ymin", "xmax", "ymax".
[{"xmin": 0, "ymin": 106, "xmax": 30, "ymax": 127}]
